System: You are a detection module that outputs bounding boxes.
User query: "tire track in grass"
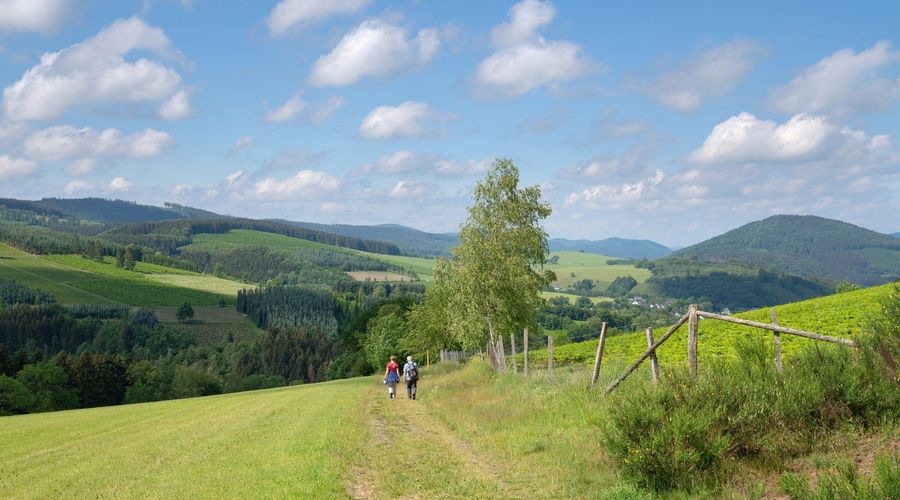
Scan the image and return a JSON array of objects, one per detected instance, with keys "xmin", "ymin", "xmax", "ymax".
[{"xmin": 349, "ymin": 380, "xmax": 515, "ymax": 499}]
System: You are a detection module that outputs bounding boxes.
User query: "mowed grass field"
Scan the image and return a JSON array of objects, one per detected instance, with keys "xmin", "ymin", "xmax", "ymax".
[
  {"xmin": 527, "ymin": 283, "xmax": 893, "ymax": 369},
  {"xmin": 0, "ymin": 378, "xmax": 372, "ymax": 498},
  {"xmin": 0, "ymin": 243, "xmax": 242, "ymax": 307},
  {"xmin": 545, "ymin": 251, "xmax": 651, "ymax": 289}
]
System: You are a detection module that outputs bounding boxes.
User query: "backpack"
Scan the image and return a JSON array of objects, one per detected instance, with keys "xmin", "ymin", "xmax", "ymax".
[{"xmin": 407, "ymin": 363, "xmax": 418, "ymax": 381}]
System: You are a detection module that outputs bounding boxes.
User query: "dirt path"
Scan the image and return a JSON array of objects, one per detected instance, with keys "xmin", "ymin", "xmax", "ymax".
[{"xmin": 347, "ymin": 381, "xmax": 516, "ymax": 499}]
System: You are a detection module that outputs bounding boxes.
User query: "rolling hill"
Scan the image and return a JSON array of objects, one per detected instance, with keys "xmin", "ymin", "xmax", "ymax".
[
  {"xmin": 277, "ymin": 220, "xmax": 458, "ymax": 257},
  {"xmin": 549, "ymin": 237, "xmax": 671, "ymax": 259},
  {"xmin": 673, "ymin": 215, "xmax": 900, "ymax": 286},
  {"xmin": 1, "ymin": 197, "xmax": 218, "ymax": 224}
]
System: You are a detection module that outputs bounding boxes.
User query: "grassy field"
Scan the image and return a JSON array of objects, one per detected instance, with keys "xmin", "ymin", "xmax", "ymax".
[
  {"xmin": 349, "ymin": 250, "xmax": 436, "ymax": 279},
  {"xmin": 0, "ymin": 378, "xmax": 372, "ymax": 498},
  {"xmin": 0, "ymin": 243, "xmax": 239, "ymax": 307},
  {"xmin": 541, "ymin": 290, "xmax": 613, "ymax": 304},
  {"xmin": 527, "ymin": 283, "xmax": 894, "ymax": 369},
  {"xmin": 183, "ymin": 229, "xmax": 332, "ymax": 253},
  {"xmin": 346, "ymin": 271, "xmax": 411, "ymax": 282},
  {"xmin": 545, "ymin": 251, "xmax": 652, "ymax": 289}
]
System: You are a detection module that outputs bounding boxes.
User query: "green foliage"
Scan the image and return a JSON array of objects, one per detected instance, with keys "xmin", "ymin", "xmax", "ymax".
[
  {"xmin": 16, "ymin": 362, "xmax": 79, "ymax": 412},
  {"xmin": 673, "ymin": 214, "xmax": 900, "ymax": 286},
  {"xmin": 176, "ymin": 302, "xmax": 194, "ymax": 322},
  {"xmin": 223, "ymin": 374, "xmax": 285, "ymax": 393},
  {"xmin": 780, "ymin": 453, "xmax": 900, "ymax": 499},
  {"xmin": 432, "ymin": 159, "xmax": 553, "ymax": 352},
  {"xmin": 836, "ymin": 279, "xmax": 861, "ymax": 293},
  {"xmin": 363, "ymin": 306, "xmax": 407, "ymax": 370},
  {"xmin": 601, "ymin": 298, "xmax": 900, "ymax": 492},
  {"xmin": 0, "ymin": 375, "xmax": 33, "ymax": 415},
  {"xmin": 606, "ymin": 276, "xmax": 638, "ymax": 297},
  {"xmin": 0, "ymin": 278, "xmax": 54, "ymax": 306},
  {"xmin": 237, "ymin": 286, "xmax": 338, "ymax": 334}
]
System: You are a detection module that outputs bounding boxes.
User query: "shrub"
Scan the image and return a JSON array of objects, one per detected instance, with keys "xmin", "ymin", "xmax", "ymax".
[
  {"xmin": 0, "ymin": 375, "xmax": 34, "ymax": 415},
  {"xmin": 780, "ymin": 452, "xmax": 900, "ymax": 499}
]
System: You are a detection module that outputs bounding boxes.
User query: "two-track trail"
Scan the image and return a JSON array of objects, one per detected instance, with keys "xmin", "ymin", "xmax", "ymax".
[{"xmin": 346, "ymin": 380, "xmax": 518, "ymax": 499}]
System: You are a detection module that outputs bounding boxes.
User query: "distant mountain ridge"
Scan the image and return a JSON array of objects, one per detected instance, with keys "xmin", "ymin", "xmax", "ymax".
[
  {"xmin": 550, "ymin": 237, "xmax": 671, "ymax": 259},
  {"xmin": 275, "ymin": 220, "xmax": 458, "ymax": 257},
  {"xmin": 0, "ymin": 197, "xmax": 218, "ymax": 224},
  {"xmin": 673, "ymin": 215, "xmax": 900, "ymax": 286}
]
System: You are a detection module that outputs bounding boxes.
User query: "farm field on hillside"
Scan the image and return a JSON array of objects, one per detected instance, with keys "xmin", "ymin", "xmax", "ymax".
[
  {"xmin": 183, "ymin": 229, "xmax": 331, "ymax": 253},
  {"xmin": 528, "ymin": 283, "xmax": 893, "ymax": 370},
  {"xmin": 346, "ymin": 271, "xmax": 411, "ymax": 282},
  {"xmin": 544, "ymin": 251, "xmax": 651, "ymax": 289},
  {"xmin": 0, "ymin": 244, "xmax": 234, "ymax": 306},
  {"xmin": 541, "ymin": 290, "xmax": 612, "ymax": 304},
  {"xmin": 350, "ymin": 250, "xmax": 436, "ymax": 279}
]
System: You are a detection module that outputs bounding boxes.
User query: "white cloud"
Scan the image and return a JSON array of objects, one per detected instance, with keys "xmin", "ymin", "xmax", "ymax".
[
  {"xmin": 3, "ymin": 17, "xmax": 189, "ymax": 121},
  {"xmin": 309, "ymin": 19, "xmax": 439, "ymax": 86},
  {"xmin": 374, "ymin": 150, "xmax": 420, "ymax": 173},
  {"xmin": 267, "ymin": 0, "xmax": 369, "ymax": 37},
  {"xmin": 639, "ymin": 39, "xmax": 766, "ymax": 112},
  {"xmin": 434, "ymin": 158, "xmax": 493, "ymax": 176},
  {"xmin": 491, "ymin": 0, "xmax": 555, "ymax": 48},
  {"xmin": 225, "ymin": 171, "xmax": 244, "ymax": 184},
  {"xmin": 388, "ymin": 180, "xmax": 429, "ymax": 199},
  {"xmin": 172, "ymin": 183, "xmax": 195, "ymax": 196},
  {"xmin": 0, "ymin": 0, "xmax": 68, "ymax": 34},
  {"xmin": 265, "ymin": 92, "xmax": 345, "ymax": 123},
  {"xmin": 0, "ymin": 155, "xmax": 37, "ymax": 180},
  {"xmin": 771, "ymin": 41, "xmax": 900, "ymax": 116},
  {"xmin": 560, "ymin": 145, "xmax": 655, "ymax": 180},
  {"xmin": 564, "ymin": 169, "xmax": 665, "ymax": 209},
  {"xmin": 157, "ymin": 89, "xmax": 192, "ymax": 120},
  {"xmin": 359, "ymin": 101, "xmax": 448, "ymax": 138},
  {"xmin": 108, "ymin": 177, "xmax": 134, "ymax": 192},
  {"xmin": 64, "ymin": 180, "xmax": 93, "ymax": 195},
  {"xmin": 475, "ymin": 1, "xmax": 597, "ymax": 97},
  {"xmin": 688, "ymin": 112, "xmax": 836, "ymax": 164},
  {"xmin": 230, "ymin": 135, "xmax": 254, "ymax": 152},
  {"xmin": 23, "ymin": 126, "xmax": 175, "ymax": 161},
  {"xmin": 65, "ymin": 158, "xmax": 99, "ymax": 176},
  {"xmin": 253, "ymin": 170, "xmax": 341, "ymax": 200}
]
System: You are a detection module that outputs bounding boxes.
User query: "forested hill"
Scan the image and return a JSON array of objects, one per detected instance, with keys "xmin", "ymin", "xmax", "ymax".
[
  {"xmin": 103, "ymin": 218, "xmax": 402, "ymax": 255},
  {"xmin": 673, "ymin": 215, "xmax": 900, "ymax": 286},
  {"xmin": 893, "ymin": 232, "xmax": 900, "ymax": 238},
  {"xmin": 19, "ymin": 198, "xmax": 215, "ymax": 223},
  {"xmin": 550, "ymin": 237, "xmax": 671, "ymax": 259},
  {"xmin": 276, "ymin": 220, "xmax": 457, "ymax": 257}
]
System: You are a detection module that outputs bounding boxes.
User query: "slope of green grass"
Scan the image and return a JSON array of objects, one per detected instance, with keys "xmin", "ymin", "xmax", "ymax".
[
  {"xmin": 0, "ymin": 378, "xmax": 370, "ymax": 498},
  {"xmin": 0, "ymin": 244, "xmax": 236, "ymax": 306},
  {"xmin": 183, "ymin": 229, "xmax": 331, "ymax": 253},
  {"xmin": 545, "ymin": 251, "xmax": 651, "ymax": 289},
  {"xmin": 350, "ymin": 250, "xmax": 436, "ymax": 278},
  {"xmin": 531, "ymin": 283, "xmax": 892, "ymax": 368}
]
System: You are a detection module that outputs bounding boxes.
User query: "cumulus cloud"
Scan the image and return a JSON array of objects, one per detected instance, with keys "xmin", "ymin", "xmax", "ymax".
[
  {"xmin": 564, "ymin": 169, "xmax": 665, "ymax": 209},
  {"xmin": 64, "ymin": 180, "xmax": 93, "ymax": 195},
  {"xmin": 560, "ymin": 144, "xmax": 655, "ymax": 180},
  {"xmin": 310, "ymin": 19, "xmax": 439, "ymax": 86},
  {"xmin": 0, "ymin": 0, "xmax": 68, "ymax": 34},
  {"xmin": 388, "ymin": 180, "xmax": 430, "ymax": 199},
  {"xmin": 253, "ymin": 170, "xmax": 341, "ymax": 200},
  {"xmin": 771, "ymin": 41, "xmax": 900, "ymax": 116},
  {"xmin": 23, "ymin": 126, "xmax": 175, "ymax": 161},
  {"xmin": 359, "ymin": 101, "xmax": 450, "ymax": 139},
  {"xmin": 0, "ymin": 155, "xmax": 37, "ymax": 180},
  {"xmin": 490, "ymin": 0, "xmax": 555, "ymax": 48},
  {"xmin": 687, "ymin": 112, "xmax": 844, "ymax": 164},
  {"xmin": 2, "ymin": 17, "xmax": 190, "ymax": 121},
  {"xmin": 475, "ymin": 0, "xmax": 597, "ymax": 97},
  {"xmin": 637, "ymin": 38, "xmax": 766, "ymax": 112},
  {"xmin": 267, "ymin": 0, "xmax": 369, "ymax": 37},
  {"xmin": 65, "ymin": 158, "xmax": 100, "ymax": 176},
  {"xmin": 371, "ymin": 150, "xmax": 420, "ymax": 173},
  {"xmin": 265, "ymin": 92, "xmax": 345, "ymax": 123},
  {"xmin": 108, "ymin": 177, "xmax": 134, "ymax": 192},
  {"xmin": 229, "ymin": 135, "xmax": 254, "ymax": 155}
]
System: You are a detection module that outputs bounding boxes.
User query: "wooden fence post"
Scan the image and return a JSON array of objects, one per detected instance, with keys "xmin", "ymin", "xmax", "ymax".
[
  {"xmin": 547, "ymin": 335, "xmax": 553, "ymax": 380},
  {"xmin": 771, "ymin": 307, "xmax": 782, "ymax": 373},
  {"xmin": 646, "ymin": 328, "xmax": 660, "ymax": 384},
  {"xmin": 523, "ymin": 328, "xmax": 529, "ymax": 378},
  {"xmin": 688, "ymin": 304, "xmax": 698, "ymax": 380},
  {"xmin": 497, "ymin": 336, "xmax": 507, "ymax": 373},
  {"xmin": 510, "ymin": 333, "xmax": 518, "ymax": 374},
  {"xmin": 590, "ymin": 322, "xmax": 608, "ymax": 387},
  {"xmin": 426, "ymin": 350, "xmax": 430, "ymax": 368}
]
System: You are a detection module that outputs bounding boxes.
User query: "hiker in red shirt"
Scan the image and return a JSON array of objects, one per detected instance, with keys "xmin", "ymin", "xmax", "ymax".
[{"xmin": 383, "ymin": 355, "xmax": 401, "ymax": 399}]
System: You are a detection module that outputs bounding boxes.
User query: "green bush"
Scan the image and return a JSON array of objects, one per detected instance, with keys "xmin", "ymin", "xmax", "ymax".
[{"xmin": 0, "ymin": 375, "xmax": 34, "ymax": 415}]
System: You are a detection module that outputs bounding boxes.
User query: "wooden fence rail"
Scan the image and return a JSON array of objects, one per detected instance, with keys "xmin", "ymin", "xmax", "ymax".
[{"xmin": 604, "ymin": 306, "xmax": 857, "ymax": 394}]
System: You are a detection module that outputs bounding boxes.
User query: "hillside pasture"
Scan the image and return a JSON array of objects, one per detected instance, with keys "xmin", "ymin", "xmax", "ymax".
[
  {"xmin": 0, "ymin": 244, "xmax": 236, "ymax": 306},
  {"xmin": 349, "ymin": 250, "xmax": 435, "ymax": 279},
  {"xmin": 540, "ymin": 290, "xmax": 613, "ymax": 304},
  {"xmin": 346, "ymin": 271, "xmax": 411, "ymax": 282},
  {"xmin": 527, "ymin": 283, "xmax": 891, "ymax": 370},
  {"xmin": 544, "ymin": 251, "xmax": 651, "ymax": 290}
]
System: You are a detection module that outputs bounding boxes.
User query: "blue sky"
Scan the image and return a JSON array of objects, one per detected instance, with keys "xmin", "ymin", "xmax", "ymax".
[{"xmin": 0, "ymin": 0, "xmax": 898, "ymax": 246}]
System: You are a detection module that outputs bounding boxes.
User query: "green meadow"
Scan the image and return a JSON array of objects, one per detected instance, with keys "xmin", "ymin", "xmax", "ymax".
[
  {"xmin": 0, "ymin": 243, "xmax": 241, "ymax": 307},
  {"xmin": 544, "ymin": 251, "xmax": 652, "ymax": 289}
]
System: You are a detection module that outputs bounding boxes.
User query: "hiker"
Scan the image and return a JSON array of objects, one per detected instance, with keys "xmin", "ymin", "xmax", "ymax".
[
  {"xmin": 383, "ymin": 355, "xmax": 401, "ymax": 399},
  {"xmin": 403, "ymin": 355, "xmax": 419, "ymax": 400}
]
